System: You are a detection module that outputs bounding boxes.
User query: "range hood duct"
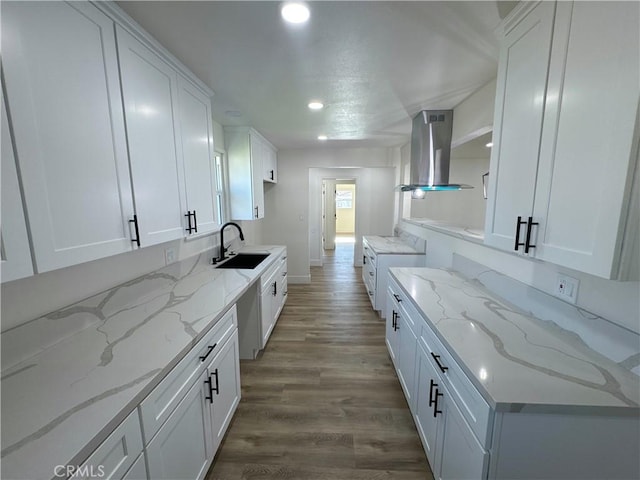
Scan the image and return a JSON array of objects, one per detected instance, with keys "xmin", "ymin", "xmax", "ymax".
[{"xmin": 399, "ymin": 110, "xmax": 472, "ymax": 192}]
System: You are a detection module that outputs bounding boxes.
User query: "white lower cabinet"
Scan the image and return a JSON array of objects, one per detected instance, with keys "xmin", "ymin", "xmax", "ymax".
[
  {"xmin": 146, "ymin": 371, "xmax": 214, "ymax": 480},
  {"xmin": 122, "ymin": 453, "xmax": 148, "ymax": 480},
  {"xmin": 205, "ymin": 334, "xmax": 241, "ymax": 451},
  {"xmin": 438, "ymin": 384, "xmax": 489, "ymax": 480},
  {"xmin": 259, "ymin": 251, "xmax": 288, "ymax": 349},
  {"xmin": 72, "ymin": 410, "xmax": 145, "ymax": 480},
  {"xmin": 414, "ymin": 330, "xmax": 490, "ymax": 480}
]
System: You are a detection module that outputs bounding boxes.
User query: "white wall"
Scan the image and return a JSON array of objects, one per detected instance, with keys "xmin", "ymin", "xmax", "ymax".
[
  {"xmin": 400, "ymin": 220, "xmax": 640, "ymax": 335},
  {"xmin": 261, "ymin": 147, "xmax": 399, "ymax": 283},
  {"xmin": 410, "ymin": 154, "xmax": 490, "ymax": 229}
]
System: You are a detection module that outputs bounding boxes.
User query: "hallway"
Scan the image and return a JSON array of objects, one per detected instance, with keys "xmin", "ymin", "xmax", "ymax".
[{"xmin": 206, "ymin": 243, "xmax": 432, "ymax": 479}]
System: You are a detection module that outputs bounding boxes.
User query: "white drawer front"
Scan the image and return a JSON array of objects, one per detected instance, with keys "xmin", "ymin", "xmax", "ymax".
[
  {"xmin": 420, "ymin": 321, "xmax": 492, "ymax": 448},
  {"xmin": 140, "ymin": 305, "xmax": 237, "ymax": 443},
  {"xmin": 73, "ymin": 410, "xmax": 143, "ymax": 480}
]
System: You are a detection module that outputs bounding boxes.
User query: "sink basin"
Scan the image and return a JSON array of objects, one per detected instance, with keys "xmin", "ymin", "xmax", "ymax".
[{"xmin": 214, "ymin": 253, "xmax": 270, "ymax": 269}]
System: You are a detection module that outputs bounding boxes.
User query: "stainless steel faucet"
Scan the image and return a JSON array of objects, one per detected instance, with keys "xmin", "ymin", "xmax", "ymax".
[{"xmin": 217, "ymin": 222, "xmax": 245, "ymax": 262}]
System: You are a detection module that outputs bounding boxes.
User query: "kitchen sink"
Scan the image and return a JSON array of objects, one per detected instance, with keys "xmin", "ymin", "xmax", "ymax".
[{"xmin": 214, "ymin": 253, "xmax": 270, "ymax": 269}]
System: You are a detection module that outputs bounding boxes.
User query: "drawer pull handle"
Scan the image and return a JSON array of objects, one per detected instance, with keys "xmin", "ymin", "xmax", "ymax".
[
  {"xmin": 430, "ymin": 352, "xmax": 448, "ymax": 373},
  {"xmin": 199, "ymin": 343, "xmax": 218, "ymax": 362},
  {"xmin": 369, "ymin": 271, "xmax": 374, "ymax": 277},
  {"xmin": 393, "ymin": 293, "xmax": 402, "ymax": 302}
]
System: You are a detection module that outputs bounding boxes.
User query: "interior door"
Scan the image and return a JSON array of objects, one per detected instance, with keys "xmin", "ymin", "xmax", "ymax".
[{"xmin": 323, "ymin": 179, "xmax": 336, "ymax": 250}]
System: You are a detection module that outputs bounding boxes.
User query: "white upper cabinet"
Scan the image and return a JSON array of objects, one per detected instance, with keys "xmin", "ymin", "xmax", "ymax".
[
  {"xmin": 485, "ymin": 1, "xmax": 639, "ymax": 280},
  {"xmin": 2, "ymin": 1, "xmax": 135, "ymax": 273},
  {"xmin": 484, "ymin": 1, "xmax": 555, "ymax": 253},
  {"xmin": 177, "ymin": 76, "xmax": 218, "ymax": 236},
  {"xmin": 224, "ymin": 127, "xmax": 267, "ymax": 220},
  {"xmin": 263, "ymin": 142, "xmax": 278, "ymax": 183},
  {"xmin": 1, "ymin": 88, "xmax": 34, "ymax": 282},
  {"xmin": 532, "ymin": 1, "xmax": 639, "ymax": 279},
  {"xmin": 116, "ymin": 26, "xmax": 187, "ymax": 247}
]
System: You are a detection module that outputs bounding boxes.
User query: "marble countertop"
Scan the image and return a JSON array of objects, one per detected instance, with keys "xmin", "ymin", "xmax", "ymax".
[
  {"xmin": 0, "ymin": 245, "xmax": 285, "ymax": 480},
  {"xmin": 390, "ymin": 267, "xmax": 640, "ymax": 415},
  {"xmin": 402, "ymin": 218, "xmax": 485, "ymax": 244},
  {"xmin": 362, "ymin": 235, "xmax": 425, "ymax": 255}
]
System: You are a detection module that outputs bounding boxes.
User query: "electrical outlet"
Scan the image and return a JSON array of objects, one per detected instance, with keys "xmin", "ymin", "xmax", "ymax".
[
  {"xmin": 555, "ymin": 274, "xmax": 579, "ymax": 304},
  {"xmin": 164, "ymin": 247, "xmax": 176, "ymax": 265}
]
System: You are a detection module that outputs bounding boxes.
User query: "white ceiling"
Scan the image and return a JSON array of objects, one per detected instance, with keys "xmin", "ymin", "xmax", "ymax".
[{"xmin": 117, "ymin": 1, "xmax": 506, "ymax": 150}]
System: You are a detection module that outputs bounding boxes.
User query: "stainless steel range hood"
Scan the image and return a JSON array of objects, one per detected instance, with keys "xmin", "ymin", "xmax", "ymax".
[{"xmin": 399, "ymin": 110, "xmax": 472, "ymax": 192}]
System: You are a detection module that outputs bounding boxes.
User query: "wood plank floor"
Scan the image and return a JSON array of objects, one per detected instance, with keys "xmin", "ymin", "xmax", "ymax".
[{"xmin": 206, "ymin": 243, "xmax": 433, "ymax": 480}]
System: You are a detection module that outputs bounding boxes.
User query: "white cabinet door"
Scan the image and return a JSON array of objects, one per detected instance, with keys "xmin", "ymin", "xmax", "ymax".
[
  {"xmin": 532, "ymin": 1, "xmax": 640, "ymax": 278},
  {"xmin": 438, "ymin": 388, "xmax": 489, "ymax": 480},
  {"xmin": 2, "ymin": 1, "xmax": 135, "ymax": 272},
  {"xmin": 263, "ymin": 144, "xmax": 277, "ymax": 183},
  {"xmin": 414, "ymin": 342, "xmax": 442, "ymax": 471},
  {"xmin": 396, "ymin": 312, "xmax": 418, "ymax": 410},
  {"xmin": 484, "ymin": 1, "xmax": 555, "ymax": 252},
  {"xmin": 177, "ymin": 76, "xmax": 218, "ymax": 236},
  {"xmin": 206, "ymin": 333, "xmax": 241, "ymax": 451},
  {"xmin": 1, "ymin": 87, "xmax": 34, "ymax": 282},
  {"xmin": 122, "ymin": 453, "xmax": 148, "ymax": 480},
  {"xmin": 385, "ymin": 289, "xmax": 399, "ymax": 364},
  {"xmin": 146, "ymin": 371, "xmax": 214, "ymax": 480},
  {"xmin": 73, "ymin": 410, "xmax": 144, "ymax": 480},
  {"xmin": 116, "ymin": 26, "xmax": 187, "ymax": 247},
  {"xmin": 225, "ymin": 127, "xmax": 265, "ymax": 220},
  {"xmin": 260, "ymin": 278, "xmax": 275, "ymax": 347},
  {"xmin": 249, "ymin": 132, "xmax": 265, "ymax": 219}
]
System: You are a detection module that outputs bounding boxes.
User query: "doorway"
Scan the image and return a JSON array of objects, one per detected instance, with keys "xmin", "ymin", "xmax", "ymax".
[{"xmin": 322, "ymin": 179, "xmax": 356, "ymax": 263}]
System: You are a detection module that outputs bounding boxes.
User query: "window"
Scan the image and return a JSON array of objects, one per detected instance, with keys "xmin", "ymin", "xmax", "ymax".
[
  {"xmin": 336, "ymin": 190, "xmax": 353, "ymax": 209},
  {"xmin": 214, "ymin": 152, "xmax": 228, "ymax": 224}
]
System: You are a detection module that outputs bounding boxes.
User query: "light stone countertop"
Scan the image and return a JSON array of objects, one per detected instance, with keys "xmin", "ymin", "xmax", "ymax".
[
  {"xmin": 401, "ymin": 218, "xmax": 485, "ymax": 244},
  {"xmin": 362, "ymin": 235, "xmax": 425, "ymax": 255},
  {"xmin": 0, "ymin": 245, "xmax": 285, "ymax": 480},
  {"xmin": 390, "ymin": 267, "xmax": 640, "ymax": 415}
]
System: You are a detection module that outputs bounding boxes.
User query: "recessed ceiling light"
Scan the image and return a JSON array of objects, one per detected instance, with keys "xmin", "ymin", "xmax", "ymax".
[
  {"xmin": 308, "ymin": 101, "xmax": 324, "ymax": 110},
  {"xmin": 486, "ymin": 142, "xmax": 493, "ymax": 148},
  {"xmin": 281, "ymin": 2, "xmax": 310, "ymax": 24},
  {"xmin": 317, "ymin": 135, "xmax": 328, "ymax": 141},
  {"xmin": 225, "ymin": 110, "xmax": 242, "ymax": 118}
]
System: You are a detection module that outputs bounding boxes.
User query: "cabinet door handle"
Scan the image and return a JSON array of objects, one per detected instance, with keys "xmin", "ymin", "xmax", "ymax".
[
  {"xmin": 255, "ymin": 206, "xmax": 259, "ymax": 218},
  {"xmin": 211, "ymin": 368, "xmax": 219, "ymax": 395},
  {"xmin": 429, "ymin": 379, "xmax": 437, "ymax": 406},
  {"xmin": 524, "ymin": 216, "xmax": 539, "ymax": 254},
  {"xmin": 270, "ymin": 170, "xmax": 274, "ymax": 180},
  {"xmin": 391, "ymin": 310, "xmax": 397, "ymax": 330},
  {"xmin": 393, "ymin": 311, "xmax": 399, "ymax": 331},
  {"xmin": 433, "ymin": 389, "xmax": 443, "ymax": 418},
  {"xmin": 393, "ymin": 293, "xmax": 402, "ymax": 303},
  {"xmin": 514, "ymin": 216, "xmax": 526, "ymax": 251},
  {"xmin": 204, "ymin": 376, "xmax": 214, "ymax": 404},
  {"xmin": 199, "ymin": 343, "xmax": 217, "ymax": 362},
  {"xmin": 192, "ymin": 210, "xmax": 198, "ymax": 233},
  {"xmin": 129, "ymin": 215, "xmax": 141, "ymax": 247},
  {"xmin": 272, "ymin": 281, "xmax": 277, "ymax": 296},
  {"xmin": 430, "ymin": 352, "xmax": 448, "ymax": 373},
  {"xmin": 185, "ymin": 211, "xmax": 194, "ymax": 234},
  {"xmin": 363, "ymin": 255, "xmax": 366, "ymax": 264}
]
